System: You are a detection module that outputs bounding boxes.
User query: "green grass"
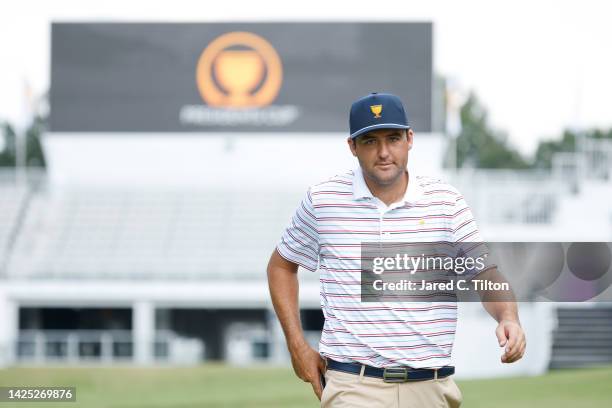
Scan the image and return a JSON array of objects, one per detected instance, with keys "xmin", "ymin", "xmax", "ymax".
[{"xmin": 0, "ymin": 364, "xmax": 610, "ymax": 407}]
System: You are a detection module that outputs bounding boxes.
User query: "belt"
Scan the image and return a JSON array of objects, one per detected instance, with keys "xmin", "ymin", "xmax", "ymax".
[{"xmin": 326, "ymin": 359, "xmax": 455, "ymax": 383}]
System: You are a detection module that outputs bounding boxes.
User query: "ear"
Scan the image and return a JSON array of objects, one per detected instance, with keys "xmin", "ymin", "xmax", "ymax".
[
  {"xmin": 347, "ymin": 137, "xmax": 357, "ymax": 157},
  {"xmin": 406, "ymin": 129, "xmax": 414, "ymax": 150}
]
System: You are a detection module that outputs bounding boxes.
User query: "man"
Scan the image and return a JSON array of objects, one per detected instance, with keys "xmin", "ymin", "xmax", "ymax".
[{"xmin": 267, "ymin": 93, "xmax": 526, "ymax": 407}]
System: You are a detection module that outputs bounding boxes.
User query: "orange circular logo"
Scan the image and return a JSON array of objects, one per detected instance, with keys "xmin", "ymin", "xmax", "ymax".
[{"xmin": 196, "ymin": 32, "xmax": 283, "ymax": 108}]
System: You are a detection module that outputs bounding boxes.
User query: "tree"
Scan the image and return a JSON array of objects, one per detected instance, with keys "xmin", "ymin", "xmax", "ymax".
[
  {"xmin": 0, "ymin": 114, "xmax": 46, "ymax": 169},
  {"xmin": 533, "ymin": 128, "xmax": 612, "ymax": 169},
  {"xmin": 0, "ymin": 122, "xmax": 17, "ymax": 167},
  {"xmin": 25, "ymin": 114, "xmax": 47, "ymax": 168},
  {"xmin": 532, "ymin": 130, "xmax": 576, "ymax": 169},
  {"xmin": 446, "ymin": 92, "xmax": 529, "ymax": 169}
]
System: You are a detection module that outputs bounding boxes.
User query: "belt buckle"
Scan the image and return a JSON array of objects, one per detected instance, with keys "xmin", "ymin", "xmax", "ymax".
[{"xmin": 382, "ymin": 367, "xmax": 408, "ymax": 383}]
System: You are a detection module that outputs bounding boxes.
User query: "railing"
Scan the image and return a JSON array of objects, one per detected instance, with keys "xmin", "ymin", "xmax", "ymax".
[
  {"xmin": 12, "ymin": 329, "xmax": 203, "ymax": 365},
  {"xmin": 450, "ymin": 168, "xmax": 561, "ymax": 225}
]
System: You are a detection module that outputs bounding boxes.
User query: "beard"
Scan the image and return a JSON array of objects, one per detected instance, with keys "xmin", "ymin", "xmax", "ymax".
[{"xmin": 361, "ymin": 161, "xmax": 407, "ymax": 186}]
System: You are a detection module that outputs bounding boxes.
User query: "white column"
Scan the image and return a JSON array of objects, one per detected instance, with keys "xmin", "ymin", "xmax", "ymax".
[
  {"xmin": 34, "ymin": 331, "xmax": 44, "ymax": 363},
  {"xmin": 66, "ymin": 333, "xmax": 78, "ymax": 364},
  {"xmin": 133, "ymin": 300, "xmax": 155, "ymax": 365},
  {"xmin": 100, "ymin": 332, "xmax": 113, "ymax": 364},
  {"xmin": 0, "ymin": 293, "xmax": 18, "ymax": 367}
]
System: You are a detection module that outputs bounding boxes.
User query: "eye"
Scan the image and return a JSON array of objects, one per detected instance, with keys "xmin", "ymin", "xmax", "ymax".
[
  {"xmin": 390, "ymin": 135, "xmax": 401, "ymax": 142},
  {"xmin": 362, "ymin": 139, "xmax": 375, "ymax": 145}
]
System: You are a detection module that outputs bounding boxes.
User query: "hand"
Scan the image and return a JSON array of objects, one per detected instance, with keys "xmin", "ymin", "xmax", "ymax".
[
  {"xmin": 495, "ymin": 319, "xmax": 526, "ymax": 363},
  {"xmin": 289, "ymin": 342, "xmax": 327, "ymax": 400}
]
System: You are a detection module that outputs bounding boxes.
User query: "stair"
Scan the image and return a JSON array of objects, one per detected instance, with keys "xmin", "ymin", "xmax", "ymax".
[{"xmin": 549, "ymin": 306, "xmax": 612, "ymax": 369}]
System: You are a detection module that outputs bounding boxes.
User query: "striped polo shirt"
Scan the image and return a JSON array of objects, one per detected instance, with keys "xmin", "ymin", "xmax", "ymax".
[{"xmin": 276, "ymin": 166, "xmax": 485, "ymax": 368}]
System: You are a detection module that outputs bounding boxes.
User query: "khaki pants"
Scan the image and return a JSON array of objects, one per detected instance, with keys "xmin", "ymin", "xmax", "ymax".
[{"xmin": 321, "ymin": 368, "xmax": 463, "ymax": 408}]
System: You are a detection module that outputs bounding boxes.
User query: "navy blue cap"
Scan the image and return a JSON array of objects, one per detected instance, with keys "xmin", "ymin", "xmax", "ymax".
[{"xmin": 349, "ymin": 93, "xmax": 410, "ymax": 139}]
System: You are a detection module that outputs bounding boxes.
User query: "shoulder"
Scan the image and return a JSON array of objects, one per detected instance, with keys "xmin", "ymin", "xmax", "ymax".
[
  {"xmin": 414, "ymin": 175, "xmax": 463, "ymax": 203},
  {"xmin": 307, "ymin": 170, "xmax": 355, "ymax": 196}
]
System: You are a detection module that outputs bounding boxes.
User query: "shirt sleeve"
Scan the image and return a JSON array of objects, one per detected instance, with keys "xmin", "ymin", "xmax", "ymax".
[
  {"xmin": 451, "ymin": 188, "xmax": 495, "ymax": 279},
  {"xmin": 276, "ymin": 188, "xmax": 320, "ymax": 272}
]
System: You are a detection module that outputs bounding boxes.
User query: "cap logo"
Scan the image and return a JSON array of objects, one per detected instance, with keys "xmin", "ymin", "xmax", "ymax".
[{"xmin": 370, "ymin": 104, "xmax": 382, "ymax": 118}]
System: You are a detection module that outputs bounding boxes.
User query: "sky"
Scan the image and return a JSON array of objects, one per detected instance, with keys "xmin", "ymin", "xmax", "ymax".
[{"xmin": 1, "ymin": 0, "xmax": 611, "ymax": 156}]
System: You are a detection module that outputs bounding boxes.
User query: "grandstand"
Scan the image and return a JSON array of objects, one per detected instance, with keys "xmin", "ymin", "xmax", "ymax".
[
  {"xmin": 454, "ymin": 137, "xmax": 612, "ymax": 241},
  {"xmin": 6, "ymin": 187, "xmax": 304, "ymax": 280}
]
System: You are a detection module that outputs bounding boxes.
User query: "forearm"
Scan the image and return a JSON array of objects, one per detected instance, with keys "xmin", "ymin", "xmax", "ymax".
[
  {"xmin": 267, "ymin": 250, "xmax": 326, "ymax": 397},
  {"xmin": 267, "ymin": 251, "xmax": 308, "ymax": 351},
  {"xmin": 482, "ymin": 300, "xmax": 519, "ymax": 324},
  {"xmin": 477, "ymin": 268, "xmax": 520, "ymax": 324}
]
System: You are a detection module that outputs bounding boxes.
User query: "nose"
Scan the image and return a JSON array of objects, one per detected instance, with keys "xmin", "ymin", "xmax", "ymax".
[{"xmin": 377, "ymin": 140, "xmax": 391, "ymax": 160}]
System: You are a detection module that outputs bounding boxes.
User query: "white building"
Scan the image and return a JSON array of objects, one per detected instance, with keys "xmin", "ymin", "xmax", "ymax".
[{"xmin": 1, "ymin": 132, "xmax": 611, "ymax": 378}]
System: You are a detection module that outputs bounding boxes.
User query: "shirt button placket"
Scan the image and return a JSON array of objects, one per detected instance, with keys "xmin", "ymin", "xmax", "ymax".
[{"xmin": 380, "ymin": 211, "xmax": 392, "ymax": 242}]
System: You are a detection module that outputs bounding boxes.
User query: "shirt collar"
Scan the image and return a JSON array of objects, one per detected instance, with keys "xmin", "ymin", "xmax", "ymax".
[
  {"xmin": 352, "ymin": 166, "xmax": 374, "ymax": 200},
  {"xmin": 352, "ymin": 166, "xmax": 424, "ymax": 205}
]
